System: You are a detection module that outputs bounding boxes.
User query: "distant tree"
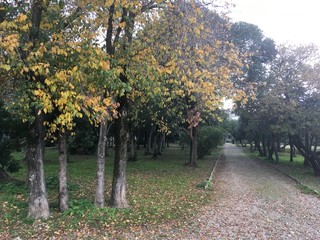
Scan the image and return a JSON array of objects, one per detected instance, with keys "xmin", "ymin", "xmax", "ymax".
[{"xmin": 0, "ymin": 102, "xmax": 25, "ymax": 181}]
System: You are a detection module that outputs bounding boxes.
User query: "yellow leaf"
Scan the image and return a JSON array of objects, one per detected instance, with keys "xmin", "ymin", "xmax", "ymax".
[
  {"xmin": 17, "ymin": 14, "xmax": 27, "ymax": 22},
  {"xmin": 34, "ymin": 90, "xmax": 41, "ymax": 96},
  {"xmin": 100, "ymin": 60, "xmax": 110, "ymax": 70},
  {"xmin": 1, "ymin": 64, "xmax": 11, "ymax": 71},
  {"xmin": 119, "ymin": 22, "xmax": 126, "ymax": 28},
  {"xmin": 45, "ymin": 78, "xmax": 52, "ymax": 85},
  {"xmin": 165, "ymin": 68, "xmax": 172, "ymax": 74}
]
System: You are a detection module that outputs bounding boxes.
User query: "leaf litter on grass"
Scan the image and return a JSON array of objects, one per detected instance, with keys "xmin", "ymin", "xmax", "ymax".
[{"xmin": 0, "ymin": 146, "xmax": 219, "ymax": 239}]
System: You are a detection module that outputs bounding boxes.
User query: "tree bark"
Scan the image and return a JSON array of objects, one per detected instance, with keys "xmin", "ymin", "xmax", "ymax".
[
  {"xmin": 26, "ymin": 111, "xmax": 50, "ymax": 219},
  {"xmin": 289, "ymin": 135, "xmax": 294, "ymax": 162},
  {"xmin": 273, "ymin": 136, "xmax": 279, "ymax": 162},
  {"xmin": 110, "ymin": 96, "xmax": 129, "ymax": 208},
  {"xmin": 313, "ymin": 136, "xmax": 318, "ymax": 152},
  {"xmin": 58, "ymin": 130, "xmax": 68, "ymax": 212},
  {"xmin": 267, "ymin": 137, "xmax": 273, "ymax": 161},
  {"xmin": 95, "ymin": 119, "xmax": 108, "ymax": 208},
  {"xmin": 189, "ymin": 126, "xmax": 198, "ymax": 167},
  {"xmin": 304, "ymin": 133, "xmax": 310, "ymax": 166},
  {"xmin": 262, "ymin": 137, "xmax": 267, "ymax": 156},
  {"xmin": 146, "ymin": 126, "xmax": 154, "ymax": 155},
  {"xmin": 152, "ymin": 132, "xmax": 159, "ymax": 159},
  {"xmin": 250, "ymin": 141, "xmax": 254, "ymax": 152},
  {"xmin": 128, "ymin": 127, "xmax": 136, "ymax": 162},
  {"xmin": 158, "ymin": 132, "xmax": 165, "ymax": 154},
  {"xmin": 292, "ymin": 135, "xmax": 320, "ymax": 176},
  {"xmin": 255, "ymin": 140, "xmax": 263, "ymax": 156}
]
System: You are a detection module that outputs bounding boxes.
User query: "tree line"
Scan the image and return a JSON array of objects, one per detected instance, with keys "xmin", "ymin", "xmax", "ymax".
[
  {"xmin": 0, "ymin": 0, "xmax": 250, "ymax": 219},
  {"xmin": 234, "ymin": 22, "xmax": 320, "ymax": 177}
]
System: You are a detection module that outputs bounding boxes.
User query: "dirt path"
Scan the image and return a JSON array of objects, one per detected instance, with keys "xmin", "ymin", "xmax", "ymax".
[
  {"xmin": 121, "ymin": 143, "xmax": 320, "ymax": 239},
  {"xmin": 192, "ymin": 143, "xmax": 320, "ymax": 239}
]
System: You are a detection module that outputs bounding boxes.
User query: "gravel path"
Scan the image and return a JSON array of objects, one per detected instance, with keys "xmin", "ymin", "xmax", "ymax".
[{"xmin": 122, "ymin": 143, "xmax": 320, "ymax": 239}]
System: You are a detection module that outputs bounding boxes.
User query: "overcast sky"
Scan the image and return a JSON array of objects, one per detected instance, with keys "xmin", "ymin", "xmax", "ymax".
[{"xmin": 228, "ymin": 0, "xmax": 320, "ymax": 47}]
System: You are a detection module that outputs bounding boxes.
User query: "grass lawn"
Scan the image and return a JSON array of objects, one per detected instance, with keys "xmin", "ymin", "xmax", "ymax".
[
  {"xmin": 0, "ymin": 144, "xmax": 220, "ymax": 239},
  {"xmin": 245, "ymin": 147, "xmax": 320, "ymax": 194}
]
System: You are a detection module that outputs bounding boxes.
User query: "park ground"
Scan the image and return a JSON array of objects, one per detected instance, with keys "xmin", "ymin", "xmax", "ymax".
[{"xmin": 2, "ymin": 143, "xmax": 320, "ymax": 239}]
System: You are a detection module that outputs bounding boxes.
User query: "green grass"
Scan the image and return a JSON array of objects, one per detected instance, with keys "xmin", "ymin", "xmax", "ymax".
[
  {"xmin": 245, "ymin": 147, "xmax": 320, "ymax": 195},
  {"xmin": 0, "ymin": 144, "xmax": 220, "ymax": 239}
]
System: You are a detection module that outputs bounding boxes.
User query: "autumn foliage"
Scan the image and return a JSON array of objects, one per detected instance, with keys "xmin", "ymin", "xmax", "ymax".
[{"xmin": 0, "ymin": 0, "xmax": 246, "ymax": 219}]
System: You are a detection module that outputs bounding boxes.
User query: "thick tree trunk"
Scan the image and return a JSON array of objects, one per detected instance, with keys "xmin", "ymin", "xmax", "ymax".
[
  {"xmin": 95, "ymin": 119, "xmax": 108, "ymax": 208},
  {"xmin": 110, "ymin": 97, "xmax": 129, "ymax": 208},
  {"xmin": 26, "ymin": 112, "xmax": 50, "ymax": 219},
  {"xmin": 58, "ymin": 130, "xmax": 68, "ymax": 212}
]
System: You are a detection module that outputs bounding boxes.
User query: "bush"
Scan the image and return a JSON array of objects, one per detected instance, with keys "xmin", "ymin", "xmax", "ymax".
[
  {"xmin": 68, "ymin": 117, "xmax": 99, "ymax": 155},
  {"xmin": 0, "ymin": 102, "xmax": 24, "ymax": 175},
  {"xmin": 197, "ymin": 126, "xmax": 224, "ymax": 159}
]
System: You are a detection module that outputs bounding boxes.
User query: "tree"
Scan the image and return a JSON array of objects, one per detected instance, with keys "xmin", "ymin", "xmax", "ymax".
[
  {"xmin": 153, "ymin": 2, "xmax": 244, "ymax": 166},
  {"xmin": 0, "ymin": 0, "xmax": 113, "ymax": 218},
  {"xmin": 0, "ymin": 102, "xmax": 24, "ymax": 182}
]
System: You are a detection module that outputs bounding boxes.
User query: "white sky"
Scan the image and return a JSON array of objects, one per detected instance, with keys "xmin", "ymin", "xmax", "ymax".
[{"xmin": 228, "ymin": 0, "xmax": 320, "ymax": 47}]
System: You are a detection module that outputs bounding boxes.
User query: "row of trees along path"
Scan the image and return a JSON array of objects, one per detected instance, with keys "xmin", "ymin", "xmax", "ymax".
[
  {"xmin": 119, "ymin": 143, "xmax": 320, "ymax": 239},
  {"xmin": 0, "ymin": 0, "xmax": 246, "ymax": 219}
]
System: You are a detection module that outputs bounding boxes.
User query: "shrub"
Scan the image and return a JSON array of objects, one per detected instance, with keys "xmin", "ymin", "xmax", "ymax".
[
  {"xmin": 0, "ymin": 102, "xmax": 24, "ymax": 175},
  {"xmin": 197, "ymin": 126, "xmax": 224, "ymax": 159},
  {"xmin": 68, "ymin": 117, "xmax": 99, "ymax": 155}
]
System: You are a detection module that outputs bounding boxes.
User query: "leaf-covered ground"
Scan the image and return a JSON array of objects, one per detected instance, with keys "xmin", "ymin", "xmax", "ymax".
[
  {"xmin": 3, "ymin": 144, "xmax": 320, "ymax": 239},
  {"xmin": 0, "ymin": 144, "xmax": 218, "ymax": 239},
  {"xmin": 118, "ymin": 143, "xmax": 320, "ymax": 239}
]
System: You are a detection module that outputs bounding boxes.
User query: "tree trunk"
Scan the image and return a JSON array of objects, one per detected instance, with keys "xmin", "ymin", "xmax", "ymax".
[
  {"xmin": 292, "ymin": 135, "xmax": 320, "ymax": 176},
  {"xmin": 273, "ymin": 136, "xmax": 279, "ymax": 162},
  {"xmin": 158, "ymin": 133, "xmax": 165, "ymax": 154},
  {"xmin": 313, "ymin": 136, "xmax": 318, "ymax": 152},
  {"xmin": 128, "ymin": 130, "xmax": 136, "ymax": 162},
  {"xmin": 255, "ymin": 140, "xmax": 263, "ymax": 156},
  {"xmin": 289, "ymin": 135, "xmax": 294, "ymax": 162},
  {"xmin": 310, "ymin": 135, "xmax": 314, "ymax": 151},
  {"xmin": 110, "ymin": 97, "xmax": 129, "ymax": 208},
  {"xmin": 262, "ymin": 137, "xmax": 267, "ymax": 156},
  {"xmin": 276, "ymin": 137, "xmax": 281, "ymax": 152},
  {"xmin": 304, "ymin": 133, "xmax": 310, "ymax": 166},
  {"xmin": 95, "ymin": 119, "xmax": 108, "ymax": 208},
  {"xmin": 26, "ymin": 112, "xmax": 50, "ymax": 219},
  {"xmin": 58, "ymin": 130, "xmax": 68, "ymax": 212},
  {"xmin": 146, "ymin": 126, "xmax": 154, "ymax": 155},
  {"xmin": 188, "ymin": 126, "xmax": 198, "ymax": 167},
  {"xmin": 267, "ymin": 138, "xmax": 273, "ymax": 161},
  {"xmin": 250, "ymin": 141, "xmax": 254, "ymax": 152},
  {"xmin": 152, "ymin": 132, "xmax": 159, "ymax": 159}
]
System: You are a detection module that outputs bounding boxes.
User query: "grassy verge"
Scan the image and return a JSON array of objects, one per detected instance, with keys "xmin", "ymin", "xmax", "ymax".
[
  {"xmin": 243, "ymin": 147, "xmax": 320, "ymax": 194},
  {"xmin": 0, "ymin": 144, "xmax": 220, "ymax": 239}
]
